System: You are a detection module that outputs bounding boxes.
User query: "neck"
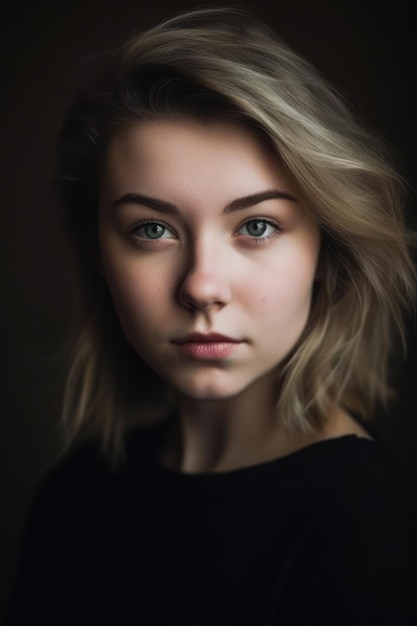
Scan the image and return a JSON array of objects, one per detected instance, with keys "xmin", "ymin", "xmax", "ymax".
[
  {"xmin": 159, "ymin": 375, "xmax": 323, "ymax": 473},
  {"xmin": 158, "ymin": 382, "xmax": 372, "ymax": 474}
]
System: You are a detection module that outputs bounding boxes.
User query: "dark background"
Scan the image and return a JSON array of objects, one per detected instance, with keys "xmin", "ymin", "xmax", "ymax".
[{"xmin": 1, "ymin": 0, "xmax": 416, "ymax": 621}]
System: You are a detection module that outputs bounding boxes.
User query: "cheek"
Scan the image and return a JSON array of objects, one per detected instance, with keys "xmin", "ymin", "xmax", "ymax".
[
  {"xmin": 102, "ymin": 261, "xmax": 169, "ymax": 335},
  {"xmin": 122, "ymin": 279, "xmax": 161, "ymax": 315},
  {"xmin": 243, "ymin": 259, "xmax": 316, "ymax": 323}
]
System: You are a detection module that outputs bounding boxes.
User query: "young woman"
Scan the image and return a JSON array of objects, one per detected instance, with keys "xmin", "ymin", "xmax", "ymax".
[{"xmin": 6, "ymin": 7, "xmax": 417, "ymax": 625}]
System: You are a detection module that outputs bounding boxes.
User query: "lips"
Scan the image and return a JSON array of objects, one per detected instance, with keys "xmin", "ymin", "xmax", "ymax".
[
  {"xmin": 173, "ymin": 332, "xmax": 240, "ymax": 344},
  {"xmin": 172, "ymin": 333, "xmax": 242, "ymax": 360}
]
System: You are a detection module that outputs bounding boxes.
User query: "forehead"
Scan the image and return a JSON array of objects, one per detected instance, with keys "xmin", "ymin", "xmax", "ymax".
[{"xmin": 100, "ymin": 118, "xmax": 301, "ymax": 207}]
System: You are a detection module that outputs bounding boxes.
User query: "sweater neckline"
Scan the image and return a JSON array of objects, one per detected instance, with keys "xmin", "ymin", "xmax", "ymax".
[{"xmin": 150, "ymin": 433, "xmax": 375, "ymax": 482}]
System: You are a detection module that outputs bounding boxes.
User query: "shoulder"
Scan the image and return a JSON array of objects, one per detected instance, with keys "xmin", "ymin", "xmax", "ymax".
[
  {"xmin": 278, "ymin": 433, "xmax": 417, "ymax": 542},
  {"xmin": 300, "ymin": 435, "xmax": 417, "ymax": 531},
  {"xmin": 300, "ymin": 434, "xmax": 416, "ymax": 492},
  {"xmin": 294, "ymin": 436, "xmax": 417, "ymax": 623},
  {"xmin": 32, "ymin": 420, "xmax": 166, "ymax": 508},
  {"xmin": 33, "ymin": 438, "xmax": 110, "ymax": 509}
]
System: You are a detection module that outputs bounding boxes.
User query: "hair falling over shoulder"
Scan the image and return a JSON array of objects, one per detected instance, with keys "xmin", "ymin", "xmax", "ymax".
[{"xmin": 56, "ymin": 6, "xmax": 416, "ymax": 462}]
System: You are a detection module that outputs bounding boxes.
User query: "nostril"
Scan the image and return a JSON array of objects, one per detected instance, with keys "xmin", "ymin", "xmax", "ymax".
[{"xmin": 177, "ymin": 270, "xmax": 231, "ymax": 311}]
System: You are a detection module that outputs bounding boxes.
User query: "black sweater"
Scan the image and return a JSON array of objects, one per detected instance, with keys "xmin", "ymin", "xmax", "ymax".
[{"xmin": 5, "ymin": 425, "xmax": 417, "ymax": 625}]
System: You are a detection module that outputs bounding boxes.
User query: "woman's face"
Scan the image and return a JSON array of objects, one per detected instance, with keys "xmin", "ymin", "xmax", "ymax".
[{"xmin": 98, "ymin": 118, "xmax": 321, "ymax": 400}]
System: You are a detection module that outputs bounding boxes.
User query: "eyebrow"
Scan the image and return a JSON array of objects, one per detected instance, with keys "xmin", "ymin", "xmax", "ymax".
[{"xmin": 111, "ymin": 189, "xmax": 297, "ymax": 214}]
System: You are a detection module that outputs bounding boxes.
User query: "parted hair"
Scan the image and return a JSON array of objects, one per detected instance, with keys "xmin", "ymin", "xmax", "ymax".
[{"xmin": 57, "ymin": 6, "xmax": 416, "ymax": 460}]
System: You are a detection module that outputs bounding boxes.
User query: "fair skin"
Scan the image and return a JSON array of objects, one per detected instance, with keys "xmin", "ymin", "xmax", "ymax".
[{"xmin": 98, "ymin": 118, "xmax": 370, "ymax": 473}]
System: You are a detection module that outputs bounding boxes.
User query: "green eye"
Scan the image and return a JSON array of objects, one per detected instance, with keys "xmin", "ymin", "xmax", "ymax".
[
  {"xmin": 246, "ymin": 220, "xmax": 267, "ymax": 236},
  {"xmin": 134, "ymin": 222, "xmax": 175, "ymax": 240},
  {"xmin": 238, "ymin": 219, "xmax": 278, "ymax": 238},
  {"xmin": 144, "ymin": 223, "xmax": 166, "ymax": 239}
]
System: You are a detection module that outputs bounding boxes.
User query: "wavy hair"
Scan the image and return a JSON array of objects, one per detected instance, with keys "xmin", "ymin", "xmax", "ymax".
[{"xmin": 57, "ymin": 6, "xmax": 416, "ymax": 461}]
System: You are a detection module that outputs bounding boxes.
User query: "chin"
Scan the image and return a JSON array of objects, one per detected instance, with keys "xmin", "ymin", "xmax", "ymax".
[{"xmin": 172, "ymin": 374, "xmax": 247, "ymax": 401}]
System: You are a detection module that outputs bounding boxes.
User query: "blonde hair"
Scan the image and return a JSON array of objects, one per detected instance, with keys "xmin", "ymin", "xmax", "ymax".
[{"xmin": 57, "ymin": 6, "xmax": 416, "ymax": 461}]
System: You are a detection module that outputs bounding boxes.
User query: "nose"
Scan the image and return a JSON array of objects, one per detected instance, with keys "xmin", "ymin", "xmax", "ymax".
[{"xmin": 177, "ymin": 245, "xmax": 232, "ymax": 312}]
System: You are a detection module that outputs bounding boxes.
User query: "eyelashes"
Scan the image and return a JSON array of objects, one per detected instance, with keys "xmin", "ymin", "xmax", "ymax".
[{"xmin": 130, "ymin": 217, "xmax": 283, "ymax": 243}]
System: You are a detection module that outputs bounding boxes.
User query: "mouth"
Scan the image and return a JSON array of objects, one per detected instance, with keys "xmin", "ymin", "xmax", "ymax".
[{"xmin": 172, "ymin": 333, "xmax": 243, "ymax": 360}]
